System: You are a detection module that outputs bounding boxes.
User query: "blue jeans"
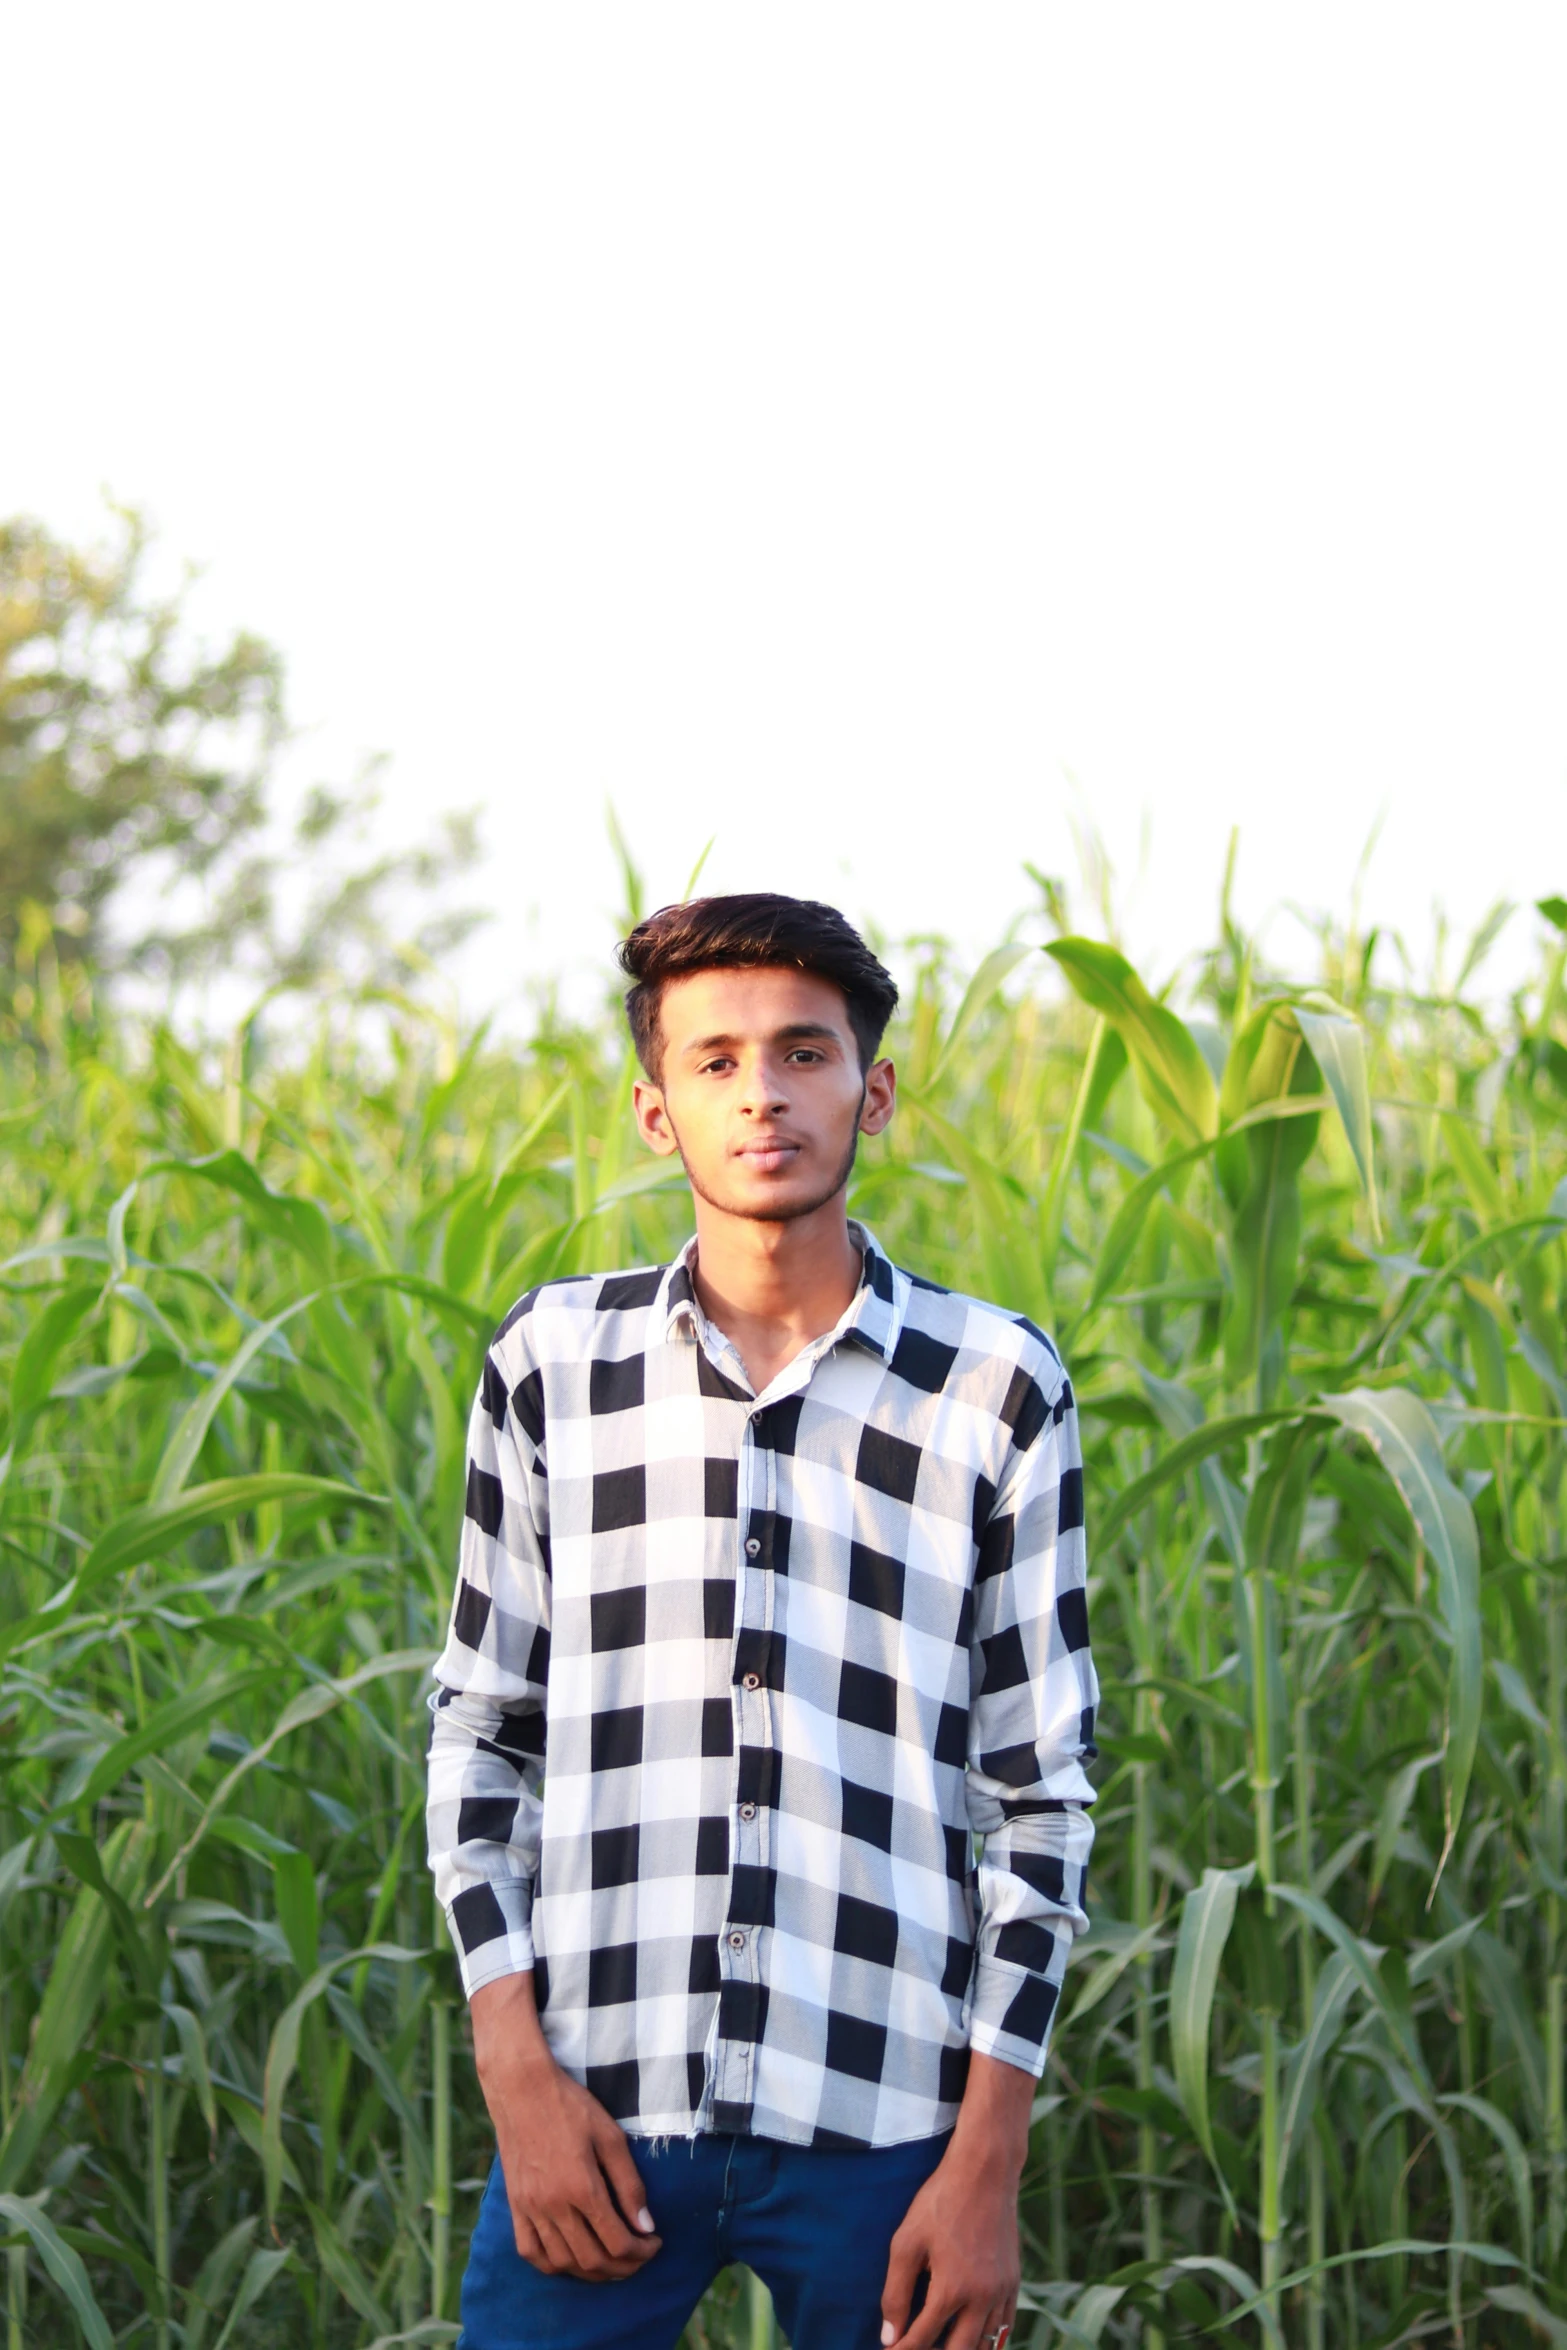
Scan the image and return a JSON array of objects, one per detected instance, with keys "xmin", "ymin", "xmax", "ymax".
[{"xmin": 458, "ymin": 2129, "xmax": 952, "ymax": 2349}]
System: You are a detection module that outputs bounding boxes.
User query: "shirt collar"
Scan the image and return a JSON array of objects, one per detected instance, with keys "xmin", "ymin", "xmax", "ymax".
[{"xmin": 659, "ymin": 1221, "xmax": 905, "ymax": 1364}]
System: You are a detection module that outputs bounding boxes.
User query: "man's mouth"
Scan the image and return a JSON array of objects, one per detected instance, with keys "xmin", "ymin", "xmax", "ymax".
[{"xmin": 734, "ymin": 1140, "xmax": 802, "ymax": 1173}]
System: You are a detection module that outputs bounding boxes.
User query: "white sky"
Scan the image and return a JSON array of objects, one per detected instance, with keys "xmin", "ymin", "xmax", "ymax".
[{"xmin": 6, "ymin": 6, "xmax": 1566, "ymax": 1017}]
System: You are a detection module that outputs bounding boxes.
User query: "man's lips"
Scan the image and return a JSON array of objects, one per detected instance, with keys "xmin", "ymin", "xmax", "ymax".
[{"xmin": 734, "ymin": 1140, "xmax": 802, "ymax": 1172}]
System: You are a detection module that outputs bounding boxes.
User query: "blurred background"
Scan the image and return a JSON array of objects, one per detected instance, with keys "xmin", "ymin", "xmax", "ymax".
[{"xmin": 6, "ymin": 5, "xmax": 1565, "ymax": 1020}]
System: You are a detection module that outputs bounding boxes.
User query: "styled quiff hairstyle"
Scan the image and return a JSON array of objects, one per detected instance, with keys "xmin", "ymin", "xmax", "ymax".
[{"xmin": 618, "ymin": 893, "xmax": 899, "ymax": 1081}]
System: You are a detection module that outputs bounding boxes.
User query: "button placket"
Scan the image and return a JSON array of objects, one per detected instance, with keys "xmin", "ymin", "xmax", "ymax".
[{"xmin": 715, "ymin": 1399, "xmax": 777, "ymax": 2111}]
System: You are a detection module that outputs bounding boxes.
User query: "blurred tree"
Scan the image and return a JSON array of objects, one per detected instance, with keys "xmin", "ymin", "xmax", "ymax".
[{"xmin": 0, "ymin": 505, "xmax": 482, "ymax": 990}]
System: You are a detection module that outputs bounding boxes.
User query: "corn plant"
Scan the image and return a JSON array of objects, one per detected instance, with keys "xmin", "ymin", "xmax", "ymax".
[{"xmin": 1, "ymin": 886, "xmax": 1565, "ymax": 2346}]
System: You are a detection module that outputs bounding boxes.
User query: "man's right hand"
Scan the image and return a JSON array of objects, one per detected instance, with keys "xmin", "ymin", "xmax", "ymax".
[{"xmin": 470, "ymin": 1971, "xmax": 663, "ymax": 2281}]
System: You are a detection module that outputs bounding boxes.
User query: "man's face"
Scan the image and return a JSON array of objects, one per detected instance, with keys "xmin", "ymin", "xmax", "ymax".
[{"xmin": 631, "ymin": 966, "xmax": 895, "ymax": 1224}]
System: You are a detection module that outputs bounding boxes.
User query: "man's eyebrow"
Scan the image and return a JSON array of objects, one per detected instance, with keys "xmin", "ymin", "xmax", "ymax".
[{"xmin": 682, "ymin": 1021, "xmax": 846, "ymax": 1055}]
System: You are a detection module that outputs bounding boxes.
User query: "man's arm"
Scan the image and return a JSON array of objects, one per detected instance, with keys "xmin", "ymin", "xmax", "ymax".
[
  {"xmin": 470, "ymin": 1972, "xmax": 661, "ymax": 2281},
  {"xmin": 427, "ymin": 1344, "xmax": 661, "ymax": 2281},
  {"xmin": 426, "ymin": 1348, "xmax": 551, "ymax": 1994},
  {"xmin": 882, "ymin": 1358, "xmax": 1098, "ymax": 2350}
]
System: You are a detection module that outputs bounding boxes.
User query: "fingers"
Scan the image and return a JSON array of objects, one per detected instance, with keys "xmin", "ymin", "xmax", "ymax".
[
  {"xmin": 526, "ymin": 2208, "xmax": 578, "ymax": 2276},
  {"xmin": 579, "ymin": 2165, "xmax": 661, "ymax": 2268},
  {"xmin": 885, "ymin": 2285, "xmax": 958, "ymax": 2350},
  {"xmin": 594, "ymin": 2115, "xmax": 657, "ymax": 2241},
  {"xmin": 509, "ymin": 2170, "xmax": 660, "ymax": 2281},
  {"xmin": 555, "ymin": 2201, "xmax": 625, "ymax": 2280},
  {"xmin": 895, "ymin": 2281, "xmax": 1003, "ymax": 2350},
  {"xmin": 510, "ymin": 2208, "xmax": 547, "ymax": 2268},
  {"xmin": 880, "ymin": 2223, "xmax": 926, "ymax": 2344},
  {"xmin": 946, "ymin": 2305, "xmax": 1014, "ymax": 2350}
]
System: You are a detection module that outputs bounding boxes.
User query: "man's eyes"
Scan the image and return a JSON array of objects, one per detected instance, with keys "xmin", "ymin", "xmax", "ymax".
[{"xmin": 697, "ymin": 1049, "xmax": 828, "ymax": 1074}]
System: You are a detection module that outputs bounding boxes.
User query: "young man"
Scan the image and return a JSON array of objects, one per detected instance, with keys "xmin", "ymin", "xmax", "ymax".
[{"xmin": 427, "ymin": 894, "xmax": 1097, "ymax": 2350}]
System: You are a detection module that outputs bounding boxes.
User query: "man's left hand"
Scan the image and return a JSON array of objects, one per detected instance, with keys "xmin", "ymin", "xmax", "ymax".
[{"xmin": 879, "ymin": 2050, "xmax": 1030, "ymax": 2350}]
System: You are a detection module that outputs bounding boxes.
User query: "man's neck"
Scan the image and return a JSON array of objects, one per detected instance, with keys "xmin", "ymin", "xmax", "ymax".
[{"xmin": 687, "ymin": 1195, "xmax": 863, "ymax": 1395}]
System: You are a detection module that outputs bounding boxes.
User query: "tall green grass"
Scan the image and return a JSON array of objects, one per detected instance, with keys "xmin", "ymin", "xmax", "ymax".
[{"xmin": 2, "ymin": 889, "xmax": 1566, "ymax": 2345}]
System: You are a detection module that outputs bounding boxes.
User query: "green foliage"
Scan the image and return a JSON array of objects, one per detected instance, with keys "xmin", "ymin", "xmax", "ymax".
[
  {"xmin": 2, "ymin": 887, "xmax": 1567, "ymax": 2345},
  {"xmin": 0, "ymin": 509, "xmax": 484, "ymax": 997},
  {"xmin": 0, "ymin": 511, "xmax": 281, "ymax": 974}
]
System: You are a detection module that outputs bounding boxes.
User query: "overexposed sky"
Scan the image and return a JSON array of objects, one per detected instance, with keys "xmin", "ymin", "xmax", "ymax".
[{"xmin": 6, "ymin": 7, "xmax": 1566, "ymax": 1013}]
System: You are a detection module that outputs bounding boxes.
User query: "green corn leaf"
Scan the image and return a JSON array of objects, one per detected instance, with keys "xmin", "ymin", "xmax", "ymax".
[
  {"xmin": 9, "ymin": 1280, "xmax": 100, "ymax": 1423},
  {"xmin": 1065, "ymin": 1918, "xmax": 1166, "ymax": 2025},
  {"xmin": 1141, "ymin": 1372, "xmax": 1247, "ymax": 1566},
  {"xmin": 304, "ymin": 2200, "xmax": 394, "ymax": 2334},
  {"xmin": 1269, "ymin": 1881, "xmax": 1430, "ymax": 2093},
  {"xmin": 1369, "ymin": 1751, "xmax": 1441, "ymax": 1901},
  {"xmin": 1222, "ymin": 2238, "xmax": 1523, "ymax": 2329},
  {"xmin": 1055, "ymin": 2283, "xmax": 1128, "ymax": 2344},
  {"xmin": 1407, "ymin": 1915, "xmax": 1481, "ymax": 1985},
  {"xmin": 1466, "ymin": 1928, "xmax": 1547, "ymax": 2130},
  {"xmin": 1169, "ymin": 1863, "xmax": 1253, "ymax": 2209},
  {"xmin": 323, "ymin": 1985, "xmax": 425, "ymax": 2136},
  {"xmin": 209, "ymin": 2246, "xmax": 294, "ymax": 2350},
  {"xmin": 1095, "ymin": 1410, "xmax": 1317, "ymax": 1552},
  {"xmin": 146, "ymin": 1149, "xmax": 336, "ymax": 1275},
  {"xmin": 53, "ymin": 1830, "xmax": 165, "ymax": 1994},
  {"xmin": 0, "ymin": 1821, "xmax": 151, "ymax": 2191},
  {"xmin": 1088, "ymin": 1139, "xmax": 1212, "ymax": 1312},
  {"xmin": 78, "ymin": 1473, "xmax": 386, "ymax": 1594},
  {"xmin": 146, "ymin": 1648, "xmax": 435, "ymax": 1904},
  {"xmin": 1046, "ymin": 938, "xmax": 1218, "ymax": 1145},
  {"xmin": 272, "ymin": 1849, "xmax": 321, "ymax": 1978},
  {"xmin": 1320, "ymin": 1386, "xmax": 1482, "ymax": 1879},
  {"xmin": 1041, "ymin": 1016, "xmax": 1109, "ymax": 1284},
  {"xmin": 167, "ymin": 2002, "xmax": 220, "ymax": 2148},
  {"xmin": 1295, "ymin": 1000, "xmax": 1380, "ymax": 1234},
  {"xmin": 927, "ymin": 943, "xmax": 1033, "ymax": 1084},
  {"xmin": 0, "ymin": 1840, "xmax": 33, "ymax": 1941},
  {"xmin": 106, "ymin": 1181, "xmax": 138, "ymax": 1280},
  {"xmin": 1441, "ymin": 2092, "xmax": 1533, "ymax": 2268},
  {"xmin": 1440, "ymin": 1111, "xmax": 1507, "ymax": 1224},
  {"xmin": 1488, "ymin": 2284, "xmax": 1567, "ymax": 2343},
  {"xmin": 61, "ymin": 1668, "xmax": 273, "ymax": 1815},
  {"xmin": 262, "ymin": 1944, "xmax": 425, "ymax": 2216},
  {"xmin": 1218, "ymin": 1003, "xmax": 1321, "ymax": 1396},
  {"xmin": 0, "ymin": 2192, "xmax": 114, "ymax": 2350},
  {"xmin": 149, "ymin": 1294, "xmax": 319, "ymax": 1505},
  {"xmin": 1162, "ymin": 2255, "xmax": 1285, "ymax": 2348},
  {"xmin": 181, "ymin": 2216, "xmax": 259, "ymax": 2350},
  {"xmin": 1278, "ymin": 1951, "xmax": 1360, "ymax": 2193}
]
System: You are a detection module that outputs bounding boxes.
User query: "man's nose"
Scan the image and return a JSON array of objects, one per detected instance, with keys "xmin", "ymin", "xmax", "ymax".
[{"xmin": 738, "ymin": 1054, "xmax": 789, "ymax": 1114}]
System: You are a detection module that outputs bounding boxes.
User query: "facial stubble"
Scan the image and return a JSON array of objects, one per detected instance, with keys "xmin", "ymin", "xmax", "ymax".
[{"xmin": 666, "ymin": 1085, "xmax": 868, "ymax": 1224}]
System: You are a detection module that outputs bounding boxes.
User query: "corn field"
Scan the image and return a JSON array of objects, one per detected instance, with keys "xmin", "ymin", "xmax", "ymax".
[{"xmin": 3, "ymin": 883, "xmax": 1566, "ymax": 2348}]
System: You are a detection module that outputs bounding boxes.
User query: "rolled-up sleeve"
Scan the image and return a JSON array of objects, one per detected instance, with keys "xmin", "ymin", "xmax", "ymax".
[
  {"xmin": 964, "ymin": 1364, "xmax": 1097, "ymax": 2075},
  {"xmin": 426, "ymin": 1336, "xmax": 551, "ymax": 1998}
]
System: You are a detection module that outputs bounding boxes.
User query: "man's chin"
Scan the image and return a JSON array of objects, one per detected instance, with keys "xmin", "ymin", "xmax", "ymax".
[
  {"xmin": 672, "ymin": 1123, "xmax": 863, "ymax": 1227},
  {"xmin": 688, "ymin": 1169, "xmax": 846, "ymax": 1224}
]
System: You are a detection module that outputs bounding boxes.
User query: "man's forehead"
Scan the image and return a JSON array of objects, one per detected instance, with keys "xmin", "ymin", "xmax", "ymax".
[{"xmin": 659, "ymin": 965, "xmax": 852, "ymax": 1041}]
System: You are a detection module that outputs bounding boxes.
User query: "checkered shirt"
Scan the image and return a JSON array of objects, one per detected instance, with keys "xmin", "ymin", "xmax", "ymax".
[{"xmin": 426, "ymin": 1225, "xmax": 1097, "ymax": 2149}]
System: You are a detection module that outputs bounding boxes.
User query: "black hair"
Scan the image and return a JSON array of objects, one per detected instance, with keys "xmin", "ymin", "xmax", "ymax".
[{"xmin": 617, "ymin": 892, "xmax": 899, "ymax": 1079}]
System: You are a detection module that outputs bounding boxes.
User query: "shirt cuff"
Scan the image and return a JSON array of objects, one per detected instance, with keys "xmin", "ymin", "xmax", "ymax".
[
  {"xmin": 442, "ymin": 1876, "xmax": 536, "ymax": 1998},
  {"xmin": 967, "ymin": 1955, "xmax": 1062, "ymax": 2078}
]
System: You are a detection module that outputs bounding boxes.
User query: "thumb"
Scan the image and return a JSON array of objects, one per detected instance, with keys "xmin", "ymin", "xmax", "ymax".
[{"xmin": 880, "ymin": 2219, "xmax": 925, "ymax": 2345}]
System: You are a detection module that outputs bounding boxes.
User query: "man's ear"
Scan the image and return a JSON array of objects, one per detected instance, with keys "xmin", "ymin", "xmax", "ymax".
[
  {"xmin": 633, "ymin": 1077, "xmax": 681, "ymax": 1157},
  {"xmin": 859, "ymin": 1058, "xmax": 896, "ymax": 1137}
]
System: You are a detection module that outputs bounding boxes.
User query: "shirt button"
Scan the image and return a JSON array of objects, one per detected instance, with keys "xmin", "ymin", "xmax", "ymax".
[
  {"xmin": 728, "ymin": 1930, "xmax": 746, "ymax": 1951},
  {"xmin": 745, "ymin": 1536, "xmax": 761, "ymax": 1557},
  {"xmin": 739, "ymin": 1802, "xmax": 757, "ymax": 1821},
  {"xmin": 742, "ymin": 1672, "xmax": 761, "ymax": 1691}
]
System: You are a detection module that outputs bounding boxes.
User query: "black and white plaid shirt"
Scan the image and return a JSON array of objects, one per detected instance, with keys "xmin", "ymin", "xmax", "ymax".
[{"xmin": 426, "ymin": 1227, "xmax": 1097, "ymax": 2149}]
